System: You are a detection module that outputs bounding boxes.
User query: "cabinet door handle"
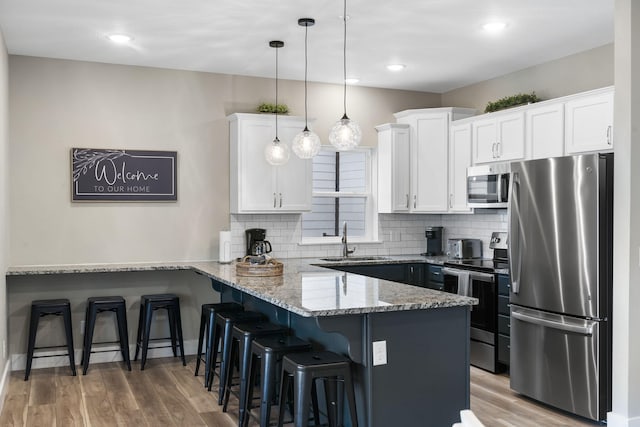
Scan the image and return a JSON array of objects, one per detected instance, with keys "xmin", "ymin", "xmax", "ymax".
[
  {"xmin": 607, "ymin": 125, "xmax": 612, "ymax": 145},
  {"xmin": 273, "ymin": 193, "xmax": 277, "ymax": 208},
  {"xmin": 449, "ymin": 194, "xmax": 453, "ymax": 209},
  {"xmin": 496, "ymin": 142, "xmax": 501, "ymax": 158},
  {"xmin": 413, "ymin": 195, "xmax": 417, "ymax": 209},
  {"xmin": 406, "ymin": 194, "xmax": 409, "ymax": 208},
  {"xmin": 279, "ymin": 193, "xmax": 283, "ymax": 208},
  {"xmin": 491, "ymin": 142, "xmax": 496, "ymax": 158}
]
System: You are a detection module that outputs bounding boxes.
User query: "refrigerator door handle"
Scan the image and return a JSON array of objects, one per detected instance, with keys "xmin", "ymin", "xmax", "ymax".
[
  {"xmin": 508, "ymin": 171, "xmax": 521, "ymax": 294},
  {"xmin": 511, "ymin": 310, "xmax": 595, "ymax": 336}
]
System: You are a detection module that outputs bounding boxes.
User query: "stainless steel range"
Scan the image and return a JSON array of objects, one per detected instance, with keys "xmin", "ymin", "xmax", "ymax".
[{"xmin": 442, "ymin": 232, "xmax": 508, "ymax": 373}]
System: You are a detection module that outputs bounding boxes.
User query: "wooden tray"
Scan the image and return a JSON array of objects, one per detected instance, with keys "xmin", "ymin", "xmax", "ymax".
[{"xmin": 236, "ymin": 257, "xmax": 284, "ymax": 277}]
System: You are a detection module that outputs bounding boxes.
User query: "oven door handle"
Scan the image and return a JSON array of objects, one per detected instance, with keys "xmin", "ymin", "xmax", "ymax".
[{"xmin": 443, "ymin": 267, "xmax": 495, "ymax": 282}]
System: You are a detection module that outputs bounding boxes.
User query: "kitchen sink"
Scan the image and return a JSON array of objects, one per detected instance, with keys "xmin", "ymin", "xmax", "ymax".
[{"xmin": 320, "ymin": 256, "xmax": 391, "ymax": 262}]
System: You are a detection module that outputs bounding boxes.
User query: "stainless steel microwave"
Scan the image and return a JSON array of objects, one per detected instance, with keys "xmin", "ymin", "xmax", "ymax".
[{"xmin": 466, "ymin": 162, "xmax": 511, "ymax": 208}]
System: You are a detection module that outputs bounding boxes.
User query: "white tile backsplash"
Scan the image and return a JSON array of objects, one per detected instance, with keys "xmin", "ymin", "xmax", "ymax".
[{"xmin": 230, "ymin": 210, "xmax": 508, "ymax": 259}]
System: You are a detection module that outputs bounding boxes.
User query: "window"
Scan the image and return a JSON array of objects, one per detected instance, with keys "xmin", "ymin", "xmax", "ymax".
[{"xmin": 301, "ymin": 147, "xmax": 377, "ymax": 242}]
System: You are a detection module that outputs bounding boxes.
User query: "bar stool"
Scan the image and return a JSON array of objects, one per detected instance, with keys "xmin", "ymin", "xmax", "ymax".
[
  {"xmin": 81, "ymin": 296, "xmax": 131, "ymax": 374},
  {"xmin": 210, "ymin": 310, "xmax": 268, "ymax": 401},
  {"xmin": 194, "ymin": 302, "xmax": 243, "ymax": 387},
  {"xmin": 277, "ymin": 351, "xmax": 358, "ymax": 427},
  {"xmin": 134, "ymin": 293, "xmax": 186, "ymax": 370},
  {"xmin": 244, "ymin": 335, "xmax": 313, "ymax": 427},
  {"xmin": 221, "ymin": 322, "xmax": 289, "ymax": 426},
  {"xmin": 25, "ymin": 299, "xmax": 76, "ymax": 381}
]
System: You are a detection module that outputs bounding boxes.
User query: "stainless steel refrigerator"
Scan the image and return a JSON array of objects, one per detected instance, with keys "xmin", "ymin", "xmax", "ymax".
[{"xmin": 508, "ymin": 153, "xmax": 613, "ymax": 422}]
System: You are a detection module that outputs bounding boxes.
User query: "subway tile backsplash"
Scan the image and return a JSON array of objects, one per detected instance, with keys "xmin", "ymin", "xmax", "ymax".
[{"xmin": 230, "ymin": 209, "xmax": 508, "ymax": 260}]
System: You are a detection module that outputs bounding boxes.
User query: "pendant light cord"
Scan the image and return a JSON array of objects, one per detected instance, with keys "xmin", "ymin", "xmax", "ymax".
[
  {"xmin": 342, "ymin": 0, "xmax": 348, "ymax": 120},
  {"xmin": 304, "ymin": 23, "xmax": 309, "ymax": 131},
  {"xmin": 275, "ymin": 44, "xmax": 279, "ymax": 141}
]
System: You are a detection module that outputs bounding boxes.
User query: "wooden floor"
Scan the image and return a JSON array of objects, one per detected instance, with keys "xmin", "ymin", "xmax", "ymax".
[{"xmin": 0, "ymin": 356, "xmax": 603, "ymax": 426}]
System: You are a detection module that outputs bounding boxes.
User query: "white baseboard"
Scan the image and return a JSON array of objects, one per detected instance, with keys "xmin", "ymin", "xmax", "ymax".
[
  {"xmin": 11, "ymin": 339, "xmax": 198, "ymax": 371},
  {"xmin": 608, "ymin": 412, "xmax": 640, "ymax": 427}
]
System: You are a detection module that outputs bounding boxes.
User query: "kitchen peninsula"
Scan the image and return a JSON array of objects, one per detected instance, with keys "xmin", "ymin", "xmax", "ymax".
[{"xmin": 7, "ymin": 257, "xmax": 476, "ymax": 427}]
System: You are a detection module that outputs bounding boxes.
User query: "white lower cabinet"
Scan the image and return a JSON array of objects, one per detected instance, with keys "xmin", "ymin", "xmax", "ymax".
[
  {"xmin": 228, "ymin": 113, "xmax": 312, "ymax": 214},
  {"xmin": 564, "ymin": 88, "xmax": 614, "ymax": 154}
]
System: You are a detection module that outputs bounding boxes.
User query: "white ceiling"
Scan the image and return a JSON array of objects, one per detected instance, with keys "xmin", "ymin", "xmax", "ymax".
[{"xmin": 0, "ymin": 0, "xmax": 613, "ymax": 93}]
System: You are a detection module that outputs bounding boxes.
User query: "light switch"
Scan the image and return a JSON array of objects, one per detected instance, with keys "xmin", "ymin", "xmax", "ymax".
[{"xmin": 372, "ymin": 340, "xmax": 387, "ymax": 366}]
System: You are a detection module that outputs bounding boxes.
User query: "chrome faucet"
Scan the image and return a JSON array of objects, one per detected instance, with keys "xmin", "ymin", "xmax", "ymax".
[{"xmin": 342, "ymin": 221, "xmax": 355, "ymax": 257}]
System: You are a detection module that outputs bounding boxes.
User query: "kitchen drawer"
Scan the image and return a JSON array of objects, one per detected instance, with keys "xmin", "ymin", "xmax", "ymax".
[
  {"xmin": 498, "ymin": 295, "xmax": 510, "ymax": 315},
  {"xmin": 427, "ymin": 264, "xmax": 444, "ymax": 283},
  {"xmin": 498, "ymin": 314, "xmax": 511, "ymax": 336},
  {"xmin": 498, "ymin": 333, "xmax": 510, "ymax": 365},
  {"xmin": 498, "ymin": 274, "xmax": 511, "ymax": 295}
]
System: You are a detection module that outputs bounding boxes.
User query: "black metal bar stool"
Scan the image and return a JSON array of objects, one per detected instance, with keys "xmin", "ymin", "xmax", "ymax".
[
  {"xmin": 25, "ymin": 299, "xmax": 76, "ymax": 380},
  {"xmin": 81, "ymin": 296, "xmax": 131, "ymax": 374},
  {"xmin": 244, "ymin": 335, "xmax": 313, "ymax": 427},
  {"xmin": 209, "ymin": 310, "xmax": 268, "ymax": 401},
  {"xmin": 194, "ymin": 302, "xmax": 243, "ymax": 387},
  {"xmin": 222, "ymin": 322, "xmax": 289, "ymax": 426},
  {"xmin": 277, "ymin": 351, "xmax": 358, "ymax": 427},
  {"xmin": 134, "ymin": 293, "xmax": 186, "ymax": 370}
]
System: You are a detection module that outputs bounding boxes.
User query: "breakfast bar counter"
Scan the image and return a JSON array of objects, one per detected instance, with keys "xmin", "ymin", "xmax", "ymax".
[{"xmin": 7, "ymin": 257, "xmax": 476, "ymax": 427}]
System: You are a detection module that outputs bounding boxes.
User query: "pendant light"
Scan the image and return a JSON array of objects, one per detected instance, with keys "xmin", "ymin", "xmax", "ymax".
[
  {"xmin": 292, "ymin": 18, "xmax": 321, "ymax": 159},
  {"xmin": 264, "ymin": 40, "xmax": 290, "ymax": 166},
  {"xmin": 328, "ymin": 0, "xmax": 362, "ymax": 151}
]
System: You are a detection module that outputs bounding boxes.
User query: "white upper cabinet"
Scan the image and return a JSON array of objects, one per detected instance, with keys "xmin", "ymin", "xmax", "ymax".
[
  {"xmin": 449, "ymin": 122, "xmax": 473, "ymax": 212},
  {"xmin": 376, "ymin": 124, "xmax": 410, "ymax": 213},
  {"xmin": 472, "ymin": 111, "xmax": 525, "ymax": 164},
  {"xmin": 564, "ymin": 88, "xmax": 614, "ymax": 154},
  {"xmin": 526, "ymin": 103, "xmax": 565, "ymax": 159},
  {"xmin": 228, "ymin": 113, "xmax": 312, "ymax": 214},
  {"xmin": 378, "ymin": 107, "xmax": 475, "ymax": 214}
]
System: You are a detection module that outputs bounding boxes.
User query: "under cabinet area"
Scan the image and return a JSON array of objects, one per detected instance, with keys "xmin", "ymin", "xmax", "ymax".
[{"xmin": 228, "ymin": 113, "xmax": 312, "ymax": 213}]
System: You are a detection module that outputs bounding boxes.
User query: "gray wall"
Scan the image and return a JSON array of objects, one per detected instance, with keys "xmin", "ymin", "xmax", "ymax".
[
  {"xmin": 8, "ymin": 56, "xmax": 440, "ymax": 266},
  {"xmin": 0, "ymin": 30, "xmax": 9, "ymax": 392},
  {"xmin": 441, "ymin": 43, "xmax": 614, "ymax": 113}
]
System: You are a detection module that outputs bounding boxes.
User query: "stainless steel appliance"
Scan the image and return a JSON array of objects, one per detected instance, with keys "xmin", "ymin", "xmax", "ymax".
[
  {"xmin": 446, "ymin": 238, "xmax": 482, "ymax": 259},
  {"xmin": 467, "ymin": 162, "xmax": 510, "ymax": 208},
  {"xmin": 442, "ymin": 232, "xmax": 508, "ymax": 373},
  {"xmin": 423, "ymin": 226, "xmax": 443, "ymax": 256},
  {"xmin": 508, "ymin": 153, "xmax": 613, "ymax": 422},
  {"xmin": 245, "ymin": 228, "xmax": 272, "ymax": 256}
]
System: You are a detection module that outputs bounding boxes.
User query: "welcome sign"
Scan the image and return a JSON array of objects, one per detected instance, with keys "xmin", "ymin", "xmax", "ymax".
[{"xmin": 71, "ymin": 148, "xmax": 177, "ymax": 201}]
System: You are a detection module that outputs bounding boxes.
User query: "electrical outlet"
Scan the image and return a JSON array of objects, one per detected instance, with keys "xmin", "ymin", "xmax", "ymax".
[
  {"xmin": 372, "ymin": 340, "xmax": 387, "ymax": 366},
  {"xmin": 80, "ymin": 320, "xmax": 85, "ymax": 335}
]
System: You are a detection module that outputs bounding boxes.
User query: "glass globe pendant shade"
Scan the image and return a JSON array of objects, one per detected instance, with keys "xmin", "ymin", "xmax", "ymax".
[
  {"xmin": 329, "ymin": 115, "xmax": 362, "ymax": 151},
  {"xmin": 292, "ymin": 127, "xmax": 321, "ymax": 159},
  {"xmin": 265, "ymin": 137, "xmax": 290, "ymax": 166}
]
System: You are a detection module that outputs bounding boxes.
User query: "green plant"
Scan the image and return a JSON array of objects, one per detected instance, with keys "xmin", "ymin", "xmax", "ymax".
[
  {"xmin": 484, "ymin": 92, "xmax": 540, "ymax": 113},
  {"xmin": 257, "ymin": 103, "xmax": 289, "ymax": 114}
]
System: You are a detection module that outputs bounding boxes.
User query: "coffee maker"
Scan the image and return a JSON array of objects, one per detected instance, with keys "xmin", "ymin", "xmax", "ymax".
[
  {"xmin": 424, "ymin": 226, "xmax": 443, "ymax": 256},
  {"xmin": 246, "ymin": 228, "xmax": 272, "ymax": 256}
]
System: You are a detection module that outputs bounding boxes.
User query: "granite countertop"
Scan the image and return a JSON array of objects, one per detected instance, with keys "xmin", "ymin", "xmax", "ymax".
[{"xmin": 6, "ymin": 256, "xmax": 477, "ymax": 317}]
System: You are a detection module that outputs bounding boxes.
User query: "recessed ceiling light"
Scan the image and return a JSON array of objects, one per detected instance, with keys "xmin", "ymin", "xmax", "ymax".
[
  {"xmin": 345, "ymin": 77, "xmax": 360, "ymax": 84},
  {"xmin": 482, "ymin": 22, "xmax": 507, "ymax": 33},
  {"xmin": 107, "ymin": 34, "xmax": 133, "ymax": 44},
  {"xmin": 386, "ymin": 64, "xmax": 406, "ymax": 72}
]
